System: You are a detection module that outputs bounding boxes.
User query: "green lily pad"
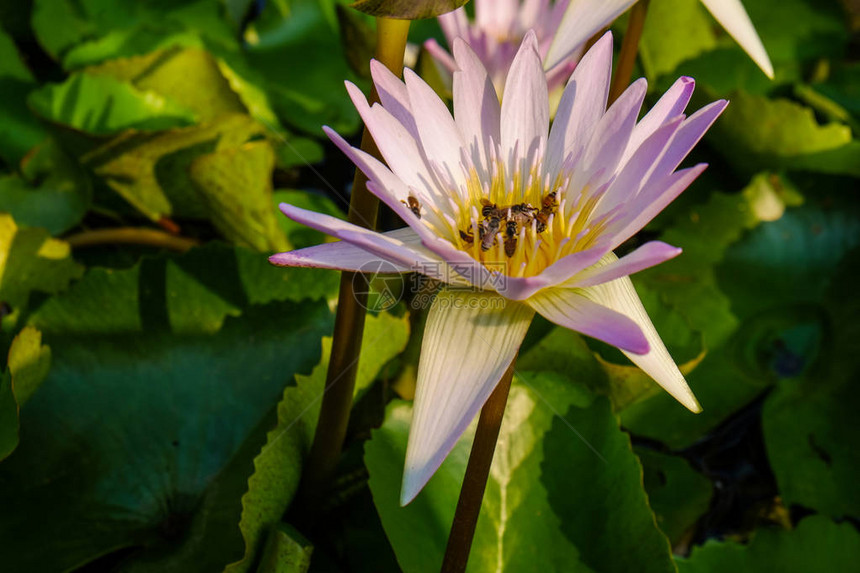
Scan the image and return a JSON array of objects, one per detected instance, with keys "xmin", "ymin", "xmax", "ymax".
[
  {"xmin": 0, "ymin": 27, "xmax": 45, "ymax": 166},
  {"xmin": 0, "ymin": 299, "xmax": 333, "ymax": 573},
  {"xmin": 366, "ymin": 372, "xmax": 675, "ymax": 573},
  {"xmin": 273, "ymin": 190, "xmax": 345, "ymax": 249},
  {"xmin": 28, "ymin": 73, "xmax": 198, "ymax": 135},
  {"xmin": 0, "ymin": 139, "xmax": 92, "ymax": 235},
  {"xmin": 243, "ymin": 0, "xmax": 363, "ymax": 134},
  {"xmin": 636, "ymin": 447, "xmax": 713, "ymax": 546},
  {"xmin": 189, "ymin": 140, "xmax": 289, "ymax": 252},
  {"xmin": 82, "ymin": 113, "xmax": 265, "ymax": 221},
  {"xmin": 676, "ymin": 515, "xmax": 860, "ymax": 572},
  {"xmin": 0, "ymin": 326, "xmax": 51, "ymax": 461},
  {"xmin": 639, "ymin": 0, "xmax": 716, "ymax": 81},
  {"xmin": 29, "ymin": 243, "xmax": 339, "ymax": 335},
  {"xmin": 0, "ymin": 214, "xmax": 84, "ymax": 312},
  {"xmin": 225, "ymin": 311, "xmax": 410, "ymax": 573}
]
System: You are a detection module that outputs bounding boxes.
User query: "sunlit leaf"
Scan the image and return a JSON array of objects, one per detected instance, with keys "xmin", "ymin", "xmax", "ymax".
[
  {"xmin": 0, "ymin": 214, "xmax": 84, "ymax": 312},
  {"xmin": 28, "ymin": 73, "xmax": 198, "ymax": 135},
  {"xmin": 640, "ymin": 0, "xmax": 716, "ymax": 81}
]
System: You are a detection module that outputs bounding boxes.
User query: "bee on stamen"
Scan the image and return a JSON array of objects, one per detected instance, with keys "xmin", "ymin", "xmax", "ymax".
[
  {"xmin": 459, "ymin": 228, "xmax": 474, "ymax": 244},
  {"xmin": 401, "ymin": 195, "xmax": 422, "ymax": 219},
  {"xmin": 504, "ymin": 220, "xmax": 518, "ymax": 257},
  {"xmin": 480, "ymin": 217, "xmax": 500, "ymax": 251}
]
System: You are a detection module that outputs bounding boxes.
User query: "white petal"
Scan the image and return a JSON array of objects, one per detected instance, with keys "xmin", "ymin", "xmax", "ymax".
[
  {"xmin": 528, "ymin": 287, "xmax": 649, "ymax": 354},
  {"xmin": 369, "ymin": 60, "xmax": 419, "ymax": 140},
  {"xmin": 500, "ymin": 30, "xmax": 549, "ymax": 168},
  {"xmin": 453, "ymin": 38, "xmax": 501, "ymax": 179},
  {"xmin": 581, "ymin": 255, "xmax": 701, "ymax": 412},
  {"xmin": 546, "ymin": 31, "xmax": 612, "ymax": 177},
  {"xmin": 545, "ymin": 0, "xmax": 636, "ymax": 70},
  {"xmin": 700, "ymin": 0, "xmax": 773, "ymax": 78},
  {"xmin": 404, "ymin": 68, "xmax": 467, "ymax": 191},
  {"xmin": 402, "ymin": 288, "xmax": 534, "ymax": 504}
]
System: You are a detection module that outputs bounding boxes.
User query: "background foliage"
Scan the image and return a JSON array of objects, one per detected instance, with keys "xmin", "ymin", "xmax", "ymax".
[{"xmin": 0, "ymin": 0, "xmax": 857, "ymax": 571}]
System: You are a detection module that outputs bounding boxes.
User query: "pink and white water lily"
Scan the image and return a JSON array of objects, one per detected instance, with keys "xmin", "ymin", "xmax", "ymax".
[
  {"xmin": 270, "ymin": 31, "xmax": 727, "ymax": 505},
  {"xmin": 425, "ymin": 0, "xmax": 773, "ymax": 99}
]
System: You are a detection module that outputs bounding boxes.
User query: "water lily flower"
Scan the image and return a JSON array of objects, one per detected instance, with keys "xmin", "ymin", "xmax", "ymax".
[
  {"xmin": 427, "ymin": 0, "xmax": 773, "ymax": 99},
  {"xmin": 270, "ymin": 31, "xmax": 726, "ymax": 505},
  {"xmin": 425, "ymin": 0, "xmax": 637, "ymax": 99}
]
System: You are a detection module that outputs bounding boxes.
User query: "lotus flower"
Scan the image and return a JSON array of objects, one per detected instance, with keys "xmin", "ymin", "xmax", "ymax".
[
  {"xmin": 424, "ymin": 0, "xmax": 637, "ymax": 99},
  {"xmin": 270, "ymin": 31, "xmax": 726, "ymax": 504},
  {"xmin": 426, "ymin": 0, "xmax": 773, "ymax": 98}
]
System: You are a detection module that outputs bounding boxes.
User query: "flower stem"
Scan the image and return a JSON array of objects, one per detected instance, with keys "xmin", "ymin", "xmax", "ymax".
[
  {"xmin": 289, "ymin": 17, "xmax": 411, "ymax": 523},
  {"xmin": 440, "ymin": 357, "xmax": 517, "ymax": 573},
  {"xmin": 609, "ymin": 0, "xmax": 650, "ymax": 105},
  {"xmin": 65, "ymin": 227, "xmax": 200, "ymax": 252}
]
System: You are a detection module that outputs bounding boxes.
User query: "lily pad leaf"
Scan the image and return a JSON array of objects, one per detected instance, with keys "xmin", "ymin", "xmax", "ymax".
[
  {"xmin": 676, "ymin": 515, "xmax": 860, "ymax": 572},
  {"xmin": 0, "ymin": 139, "xmax": 92, "ymax": 235},
  {"xmin": 28, "ymin": 73, "xmax": 198, "ymax": 135},
  {"xmin": 0, "ymin": 214, "xmax": 84, "ymax": 313},
  {"xmin": 0, "ymin": 27, "xmax": 45, "ymax": 165},
  {"xmin": 225, "ymin": 311, "xmax": 409, "ymax": 573},
  {"xmin": 0, "ymin": 300, "xmax": 332, "ymax": 573},
  {"xmin": 29, "ymin": 243, "xmax": 339, "ymax": 336}
]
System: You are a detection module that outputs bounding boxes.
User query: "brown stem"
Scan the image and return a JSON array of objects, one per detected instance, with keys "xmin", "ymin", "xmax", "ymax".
[
  {"xmin": 440, "ymin": 357, "xmax": 517, "ymax": 573},
  {"xmin": 608, "ymin": 0, "xmax": 650, "ymax": 105},
  {"xmin": 65, "ymin": 228, "xmax": 200, "ymax": 252},
  {"xmin": 289, "ymin": 17, "xmax": 411, "ymax": 523}
]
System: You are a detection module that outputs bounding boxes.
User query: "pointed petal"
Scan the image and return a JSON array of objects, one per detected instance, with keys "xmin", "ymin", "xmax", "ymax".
[
  {"xmin": 612, "ymin": 164, "xmax": 708, "ymax": 247},
  {"xmin": 580, "ymin": 258, "xmax": 701, "ymax": 412},
  {"xmin": 545, "ymin": 0, "xmax": 636, "ymax": 70},
  {"xmin": 700, "ymin": 0, "xmax": 773, "ymax": 78},
  {"xmin": 402, "ymin": 289, "xmax": 534, "ymax": 504},
  {"xmin": 564, "ymin": 241, "xmax": 682, "ymax": 288},
  {"xmin": 500, "ymin": 30, "xmax": 548, "ymax": 166},
  {"xmin": 277, "ymin": 203, "xmax": 439, "ymax": 272},
  {"xmin": 269, "ymin": 227, "xmax": 419, "ymax": 272},
  {"xmin": 621, "ymin": 76, "xmax": 695, "ymax": 165},
  {"xmin": 437, "ymin": 7, "xmax": 469, "ymax": 45},
  {"xmin": 528, "ymin": 287, "xmax": 649, "ymax": 354},
  {"xmin": 369, "ymin": 60, "xmax": 419, "ymax": 140},
  {"xmin": 546, "ymin": 32, "xmax": 612, "ymax": 176},
  {"xmin": 424, "ymin": 38, "xmax": 457, "ymax": 76},
  {"xmin": 579, "ymin": 77, "xmax": 647, "ymax": 181},
  {"xmin": 453, "ymin": 38, "xmax": 501, "ymax": 178},
  {"xmin": 404, "ymin": 68, "xmax": 466, "ymax": 190}
]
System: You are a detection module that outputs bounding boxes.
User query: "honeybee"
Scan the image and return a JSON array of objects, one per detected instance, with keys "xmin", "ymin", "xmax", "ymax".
[
  {"xmin": 401, "ymin": 195, "xmax": 421, "ymax": 219},
  {"xmin": 504, "ymin": 220, "xmax": 518, "ymax": 257},
  {"xmin": 480, "ymin": 217, "xmax": 500, "ymax": 251},
  {"xmin": 480, "ymin": 198, "xmax": 504, "ymax": 219},
  {"xmin": 541, "ymin": 191, "xmax": 558, "ymax": 211},
  {"xmin": 459, "ymin": 228, "xmax": 474, "ymax": 244}
]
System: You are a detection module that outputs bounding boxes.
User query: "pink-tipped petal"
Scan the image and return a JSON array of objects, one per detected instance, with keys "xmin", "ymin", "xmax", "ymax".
[
  {"xmin": 545, "ymin": 0, "xmax": 636, "ymax": 70},
  {"xmin": 402, "ymin": 288, "xmax": 534, "ymax": 504},
  {"xmin": 564, "ymin": 241, "xmax": 682, "ymax": 288},
  {"xmin": 453, "ymin": 38, "xmax": 501, "ymax": 178},
  {"xmin": 546, "ymin": 32, "xmax": 612, "ymax": 176},
  {"xmin": 423, "ymin": 39, "xmax": 457, "ymax": 75},
  {"xmin": 579, "ymin": 77, "xmax": 648, "ymax": 182},
  {"xmin": 527, "ymin": 286, "xmax": 650, "ymax": 354},
  {"xmin": 580, "ymin": 256, "xmax": 701, "ymax": 412},
  {"xmin": 612, "ymin": 164, "xmax": 709, "ymax": 248},
  {"xmin": 500, "ymin": 30, "xmax": 549, "ymax": 167},
  {"xmin": 621, "ymin": 76, "xmax": 695, "ymax": 165},
  {"xmin": 269, "ymin": 227, "xmax": 419, "ymax": 273}
]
